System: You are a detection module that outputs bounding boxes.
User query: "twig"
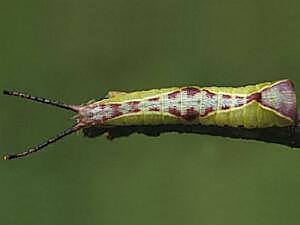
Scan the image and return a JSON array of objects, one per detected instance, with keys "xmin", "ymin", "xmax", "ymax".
[{"xmin": 83, "ymin": 120, "xmax": 300, "ymax": 148}]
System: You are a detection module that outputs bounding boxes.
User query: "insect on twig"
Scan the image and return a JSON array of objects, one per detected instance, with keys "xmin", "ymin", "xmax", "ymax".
[{"xmin": 3, "ymin": 79, "xmax": 297, "ymax": 160}]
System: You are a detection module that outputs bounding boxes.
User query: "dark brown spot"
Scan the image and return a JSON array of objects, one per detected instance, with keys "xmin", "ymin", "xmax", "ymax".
[{"xmin": 183, "ymin": 107, "xmax": 199, "ymax": 121}]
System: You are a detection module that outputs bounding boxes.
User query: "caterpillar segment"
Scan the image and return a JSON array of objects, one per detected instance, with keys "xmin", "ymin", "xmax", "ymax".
[{"xmin": 3, "ymin": 79, "xmax": 297, "ymax": 160}]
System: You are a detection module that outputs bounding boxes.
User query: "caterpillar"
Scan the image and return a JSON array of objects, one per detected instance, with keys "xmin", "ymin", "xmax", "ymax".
[{"xmin": 3, "ymin": 79, "xmax": 297, "ymax": 160}]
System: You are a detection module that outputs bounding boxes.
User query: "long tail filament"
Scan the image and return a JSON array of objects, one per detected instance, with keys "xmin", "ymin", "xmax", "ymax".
[{"xmin": 3, "ymin": 90, "xmax": 81, "ymax": 160}]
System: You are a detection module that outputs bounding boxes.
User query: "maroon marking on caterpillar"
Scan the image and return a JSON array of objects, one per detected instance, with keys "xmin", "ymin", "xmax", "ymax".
[
  {"xmin": 221, "ymin": 105, "xmax": 230, "ymax": 110},
  {"xmin": 168, "ymin": 90, "xmax": 180, "ymax": 99},
  {"xmin": 168, "ymin": 107, "xmax": 181, "ymax": 117},
  {"xmin": 110, "ymin": 103, "xmax": 122, "ymax": 110},
  {"xmin": 110, "ymin": 103, "xmax": 123, "ymax": 118},
  {"xmin": 183, "ymin": 107, "xmax": 200, "ymax": 121},
  {"xmin": 147, "ymin": 97, "xmax": 160, "ymax": 111},
  {"xmin": 111, "ymin": 110, "xmax": 123, "ymax": 118},
  {"xmin": 204, "ymin": 106, "xmax": 213, "ymax": 116},
  {"xmin": 182, "ymin": 87, "xmax": 200, "ymax": 97},
  {"xmin": 235, "ymin": 96, "xmax": 245, "ymax": 107},
  {"xmin": 127, "ymin": 101, "xmax": 141, "ymax": 113},
  {"xmin": 148, "ymin": 97, "xmax": 160, "ymax": 101},
  {"xmin": 166, "ymin": 89, "xmax": 218, "ymax": 120},
  {"xmin": 247, "ymin": 93, "xmax": 261, "ymax": 103},
  {"xmin": 222, "ymin": 94, "xmax": 231, "ymax": 99},
  {"xmin": 221, "ymin": 94, "xmax": 232, "ymax": 110},
  {"xmin": 204, "ymin": 89, "xmax": 215, "ymax": 98},
  {"xmin": 149, "ymin": 107, "xmax": 160, "ymax": 111}
]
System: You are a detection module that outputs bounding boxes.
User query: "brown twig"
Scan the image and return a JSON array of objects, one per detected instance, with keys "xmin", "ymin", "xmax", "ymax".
[{"xmin": 83, "ymin": 119, "xmax": 300, "ymax": 148}]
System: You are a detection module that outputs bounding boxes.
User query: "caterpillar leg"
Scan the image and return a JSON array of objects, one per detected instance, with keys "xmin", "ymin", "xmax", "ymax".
[
  {"xmin": 288, "ymin": 126, "xmax": 297, "ymax": 146},
  {"xmin": 106, "ymin": 91, "xmax": 127, "ymax": 98},
  {"xmin": 105, "ymin": 126, "xmax": 161, "ymax": 140},
  {"xmin": 105, "ymin": 127, "xmax": 134, "ymax": 140}
]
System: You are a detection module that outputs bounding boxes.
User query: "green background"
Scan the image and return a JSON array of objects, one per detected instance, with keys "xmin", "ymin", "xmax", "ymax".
[{"xmin": 1, "ymin": 1, "xmax": 300, "ymax": 224}]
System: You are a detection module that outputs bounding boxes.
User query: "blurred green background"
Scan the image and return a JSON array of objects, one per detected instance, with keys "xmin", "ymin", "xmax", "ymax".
[{"xmin": 1, "ymin": 0, "xmax": 300, "ymax": 224}]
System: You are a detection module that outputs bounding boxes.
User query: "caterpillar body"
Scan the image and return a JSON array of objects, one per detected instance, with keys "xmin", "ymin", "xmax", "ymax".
[{"xmin": 3, "ymin": 79, "xmax": 297, "ymax": 160}]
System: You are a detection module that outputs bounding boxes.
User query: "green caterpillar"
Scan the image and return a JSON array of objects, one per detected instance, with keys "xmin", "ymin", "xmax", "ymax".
[{"xmin": 3, "ymin": 79, "xmax": 297, "ymax": 160}]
